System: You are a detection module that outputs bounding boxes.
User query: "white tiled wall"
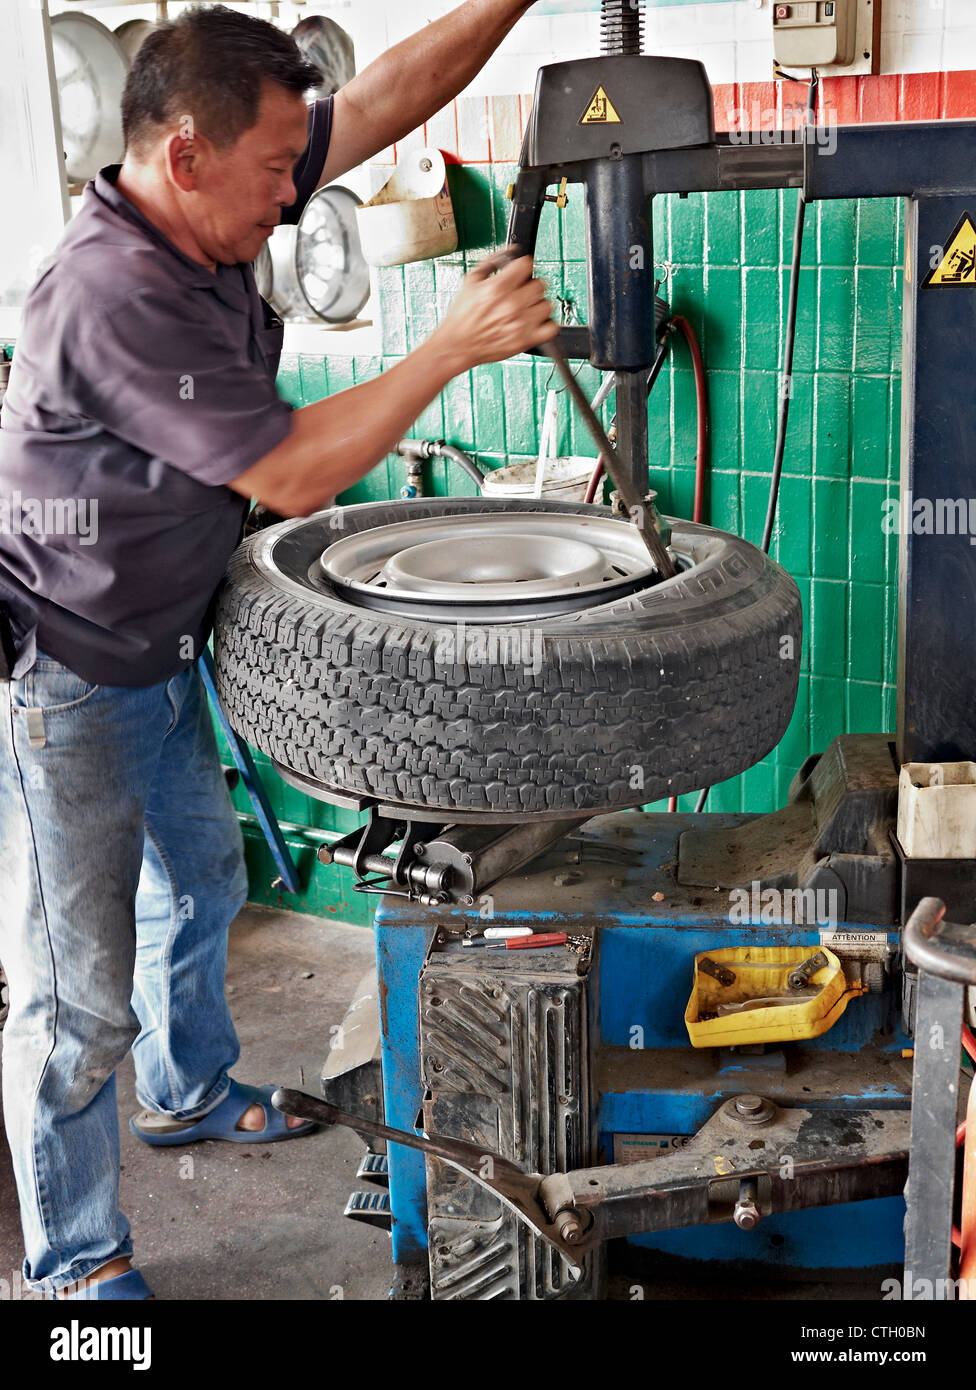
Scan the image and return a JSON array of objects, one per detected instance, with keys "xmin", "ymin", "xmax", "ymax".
[
  {"xmin": 47, "ymin": 0, "xmax": 976, "ymax": 92},
  {"xmin": 342, "ymin": 0, "xmax": 976, "ymax": 91}
]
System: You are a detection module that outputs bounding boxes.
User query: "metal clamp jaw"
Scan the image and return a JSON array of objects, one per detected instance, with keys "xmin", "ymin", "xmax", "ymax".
[{"xmin": 318, "ymin": 804, "xmax": 588, "ymax": 907}]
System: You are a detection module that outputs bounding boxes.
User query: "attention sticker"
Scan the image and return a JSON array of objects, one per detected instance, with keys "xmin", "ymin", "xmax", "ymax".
[{"xmin": 923, "ymin": 213, "xmax": 976, "ymax": 287}]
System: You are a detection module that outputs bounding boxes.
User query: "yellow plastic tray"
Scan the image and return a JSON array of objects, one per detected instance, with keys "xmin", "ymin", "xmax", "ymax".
[{"xmin": 684, "ymin": 945, "xmax": 866, "ymax": 1048}]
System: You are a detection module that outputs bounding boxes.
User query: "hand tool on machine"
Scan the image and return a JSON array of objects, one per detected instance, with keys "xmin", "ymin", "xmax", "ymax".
[
  {"xmin": 493, "ymin": 242, "xmax": 676, "ymax": 576},
  {"xmin": 503, "ymin": 0, "xmax": 719, "ymax": 581},
  {"xmin": 273, "ymin": 1086, "xmax": 910, "ymax": 1275},
  {"xmin": 462, "ymin": 930, "xmax": 590, "ymax": 951}
]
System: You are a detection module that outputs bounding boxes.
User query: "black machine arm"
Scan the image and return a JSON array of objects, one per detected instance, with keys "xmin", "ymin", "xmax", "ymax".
[
  {"xmin": 503, "ymin": 49, "xmax": 802, "ymax": 506},
  {"xmin": 505, "ymin": 55, "xmax": 716, "ymax": 373}
]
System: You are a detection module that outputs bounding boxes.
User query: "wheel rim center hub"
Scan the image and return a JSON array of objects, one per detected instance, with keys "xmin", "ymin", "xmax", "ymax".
[
  {"xmin": 381, "ymin": 533, "xmax": 609, "ymax": 595},
  {"xmin": 316, "ymin": 510, "xmax": 667, "ymax": 621}
]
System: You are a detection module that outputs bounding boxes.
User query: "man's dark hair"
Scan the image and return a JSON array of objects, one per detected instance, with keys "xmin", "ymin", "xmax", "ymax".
[{"xmin": 121, "ymin": 4, "xmax": 321, "ymax": 154}]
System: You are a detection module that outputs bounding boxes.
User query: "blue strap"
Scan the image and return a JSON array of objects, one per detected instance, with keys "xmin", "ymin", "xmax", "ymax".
[
  {"xmin": 198, "ymin": 649, "xmax": 300, "ymax": 893},
  {"xmin": 62, "ymin": 1269, "xmax": 153, "ymax": 1301}
]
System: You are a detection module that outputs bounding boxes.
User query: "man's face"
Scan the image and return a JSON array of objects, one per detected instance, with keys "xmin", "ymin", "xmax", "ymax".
[{"xmin": 182, "ymin": 81, "xmax": 310, "ymax": 265}]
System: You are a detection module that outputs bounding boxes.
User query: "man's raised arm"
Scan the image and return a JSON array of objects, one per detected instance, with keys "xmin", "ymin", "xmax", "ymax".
[
  {"xmin": 227, "ymin": 252, "xmax": 556, "ymax": 517},
  {"xmin": 319, "ymin": 0, "xmax": 536, "ymax": 186}
]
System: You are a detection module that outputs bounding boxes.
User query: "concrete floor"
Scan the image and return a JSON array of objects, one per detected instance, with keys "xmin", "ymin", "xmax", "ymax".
[{"xmin": 0, "ymin": 905, "xmax": 392, "ymax": 1301}]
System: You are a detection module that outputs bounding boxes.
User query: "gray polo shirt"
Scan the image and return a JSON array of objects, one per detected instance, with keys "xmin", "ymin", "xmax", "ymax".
[{"xmin": 0, "ymin": 97, "xmax": 333, "ymax": 687}]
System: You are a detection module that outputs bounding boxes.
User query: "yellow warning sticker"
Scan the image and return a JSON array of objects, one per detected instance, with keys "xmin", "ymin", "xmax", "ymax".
[
  {"xmin": 923, "ymin": 213, "xmax": 976, "ymax": 288},
  {"xmin": 580, "ymin": 86, "xmax": 621, "ymax": 126}
]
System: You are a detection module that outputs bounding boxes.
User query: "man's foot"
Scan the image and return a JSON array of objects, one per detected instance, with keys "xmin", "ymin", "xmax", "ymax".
[
  {"xmin": 130, "ymin": 1080, "xmax": 317, "ymax": 1145},
  {"xmin": 238, "ymin": 1105, "xmax": 305, "ymax": 1132},
  {"xmin": 57, "ymin": 1257, "xmax": 149, "ymax": 1299}
]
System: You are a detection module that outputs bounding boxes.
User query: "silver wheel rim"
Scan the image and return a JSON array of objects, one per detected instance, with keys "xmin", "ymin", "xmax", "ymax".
[
  {"xmin": 296, "ymin": 185, "xmax": 369, "ymax": 322},
  {"xmin": 317, "ymin": 511, "xmax": 664, "ymax": 619},
  {"xmin": 51, "ymin": 14, "xmax": 127, "ymax": 183},
  {"xmin": 266, "ymin": 186, "xmax": 369, "ymax": 324}
]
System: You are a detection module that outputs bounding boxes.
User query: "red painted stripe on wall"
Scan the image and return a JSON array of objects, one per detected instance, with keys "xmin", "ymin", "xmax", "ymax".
[{"xmin": 384, "ymin": 71, "xmax": 967, "ymax": 166}]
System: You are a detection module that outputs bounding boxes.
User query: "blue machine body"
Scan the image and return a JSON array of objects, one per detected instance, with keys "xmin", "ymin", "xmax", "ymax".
[{"xmin": 374, "ymin": 812, "xmax": 910, "ymax": 1280}]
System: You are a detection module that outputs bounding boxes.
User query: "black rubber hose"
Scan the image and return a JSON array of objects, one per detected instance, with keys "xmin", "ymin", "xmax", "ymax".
[
  {"xmin": 435, "ymin": 442, "xmax": 485, "ymax": 486},
  {"xmin": 760, "ymin": 70, "xmax": 818, "ymax": 556}
]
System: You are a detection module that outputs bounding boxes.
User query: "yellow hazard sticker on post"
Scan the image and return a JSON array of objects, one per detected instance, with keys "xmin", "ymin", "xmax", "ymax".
[
  {"xmin": 580, "ymin": 86, "xmax": 621, "ymax": 125},
  {"xmin": 923, "ymin": 213, "xmax": 976, "ymax": 288}
]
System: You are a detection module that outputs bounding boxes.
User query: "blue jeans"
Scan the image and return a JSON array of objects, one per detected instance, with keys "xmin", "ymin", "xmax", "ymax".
[{"xmin": 0, "ymin": 652, "xmax": 248, "ymax": 1293}]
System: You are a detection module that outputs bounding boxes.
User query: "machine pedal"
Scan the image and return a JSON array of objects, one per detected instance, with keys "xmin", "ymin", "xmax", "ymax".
[
  {"xmin": 344, "ymin": 1189, "xmax": 392, "ymax": 1230},
  {"xmin": 356, "ymin": 1151, "xmax": 390, "ymax": 1186}
]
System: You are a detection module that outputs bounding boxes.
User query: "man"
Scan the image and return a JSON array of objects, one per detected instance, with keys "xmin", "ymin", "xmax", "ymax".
[{"xmin": 0, "ymin": 2, "xmax": 556, "ymax": 1299}]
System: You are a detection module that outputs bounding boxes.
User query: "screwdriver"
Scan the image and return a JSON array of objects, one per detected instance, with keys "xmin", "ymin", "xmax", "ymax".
[{"xmin": 463, "ymin": 932, "xmax": 571, "ymax": 950}]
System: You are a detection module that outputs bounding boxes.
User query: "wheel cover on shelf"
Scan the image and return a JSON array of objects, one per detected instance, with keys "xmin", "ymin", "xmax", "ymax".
[
  {"xmin": 292, "ymin": 15, "xmax": 356, "ymax": 100},
  {"xmin": 114, "ymin": 18, "xmax": 155, "ymax": 65},
  {"xmin": 266, "ymin": 185, "xmax": 369, "ymax": 324},
  {"xmin": 51, "ymin": 13, "xmax": 128, "ymax": 184},
  {"xmin": 296, "ymin": 185, "xmax": 370, "ymax": 322}
]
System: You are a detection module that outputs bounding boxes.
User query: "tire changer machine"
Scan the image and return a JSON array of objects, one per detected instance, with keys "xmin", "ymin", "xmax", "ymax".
[{"xmin": 276, "ymin": 2, "xmax": 976, "ymax": 1299}]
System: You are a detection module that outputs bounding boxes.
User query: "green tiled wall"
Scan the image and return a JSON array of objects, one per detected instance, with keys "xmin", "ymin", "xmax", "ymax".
[{"xmin": 232, "ymin": 169, "xmax": 902, "ymax": 915}]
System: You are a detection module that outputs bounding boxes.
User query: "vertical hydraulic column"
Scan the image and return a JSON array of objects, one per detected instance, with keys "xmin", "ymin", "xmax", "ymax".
[{"xmin": 593, "ymin": 0, "xmax": 655, "ymax": 494}]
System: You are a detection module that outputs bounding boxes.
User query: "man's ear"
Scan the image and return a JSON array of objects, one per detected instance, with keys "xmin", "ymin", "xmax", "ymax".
[{"xmin": 165, "ymin": 126, "xmax": 205, "ymax": 193}]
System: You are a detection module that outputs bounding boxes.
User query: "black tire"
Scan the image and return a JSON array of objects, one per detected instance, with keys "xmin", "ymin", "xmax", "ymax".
[{"xmin": 214, "ymin": 498, "xmax": 801, "ymax": 817}]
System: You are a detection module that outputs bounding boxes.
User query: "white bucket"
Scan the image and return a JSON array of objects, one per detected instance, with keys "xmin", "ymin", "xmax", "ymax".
[
  {"xmin": 898, "ymin": 762, "xmax": 976, "ymax": 858},
  {"xmin": 480, "ymin": 456, "xmax": 596, "ymax": 503},
  {"xmin": 356, "ymin": 148, "xmax": 457, "ymax": 268}
]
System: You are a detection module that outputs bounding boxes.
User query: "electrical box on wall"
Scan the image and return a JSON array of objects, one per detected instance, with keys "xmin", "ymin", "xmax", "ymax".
[{"xmin": 773, "ymin": 0, "xmax": 881, "ymax": 76}]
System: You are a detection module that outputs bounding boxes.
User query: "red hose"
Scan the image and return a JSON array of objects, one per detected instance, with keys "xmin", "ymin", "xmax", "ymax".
[
  {"xmin": 950, "ymin": 1022, "xmax": 976, "ymax": 1253},
  {"xmin": 955, "ymin": 1121, "xmax": 969, "ymax": 1250},
  {"xmin": 671, "ymin": 315, "xmax": 708, "ymax": 527},
  {"xmin": 583, "ymin": 455, "xmax": 604, "ymax": 504},
  {"xmin": 961, "ymin": 1072, "xmax": 976, "ymax": 1286}
]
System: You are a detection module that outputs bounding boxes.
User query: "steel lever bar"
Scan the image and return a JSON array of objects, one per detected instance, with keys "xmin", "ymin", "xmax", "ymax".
[
  {"xmin": 539, "ymin": 339, "xmax": 677, "ymax": 578},
  {"xmin": 497, "ymin": 239, "xmax": 676, "ymax": 578},
  {"xmin": 271, "ymin": 1087, "xmax": 582, "ymax": 1267}
]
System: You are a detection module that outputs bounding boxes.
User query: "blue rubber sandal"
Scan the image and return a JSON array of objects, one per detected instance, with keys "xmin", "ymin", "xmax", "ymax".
[
  {"xmin": 54, "ymin": 1269, "xmax": 154, "ymax": 1300},
  {"xmin": 129, "ymin": 1079, "xmax": 316, "ymax": 1147}
]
